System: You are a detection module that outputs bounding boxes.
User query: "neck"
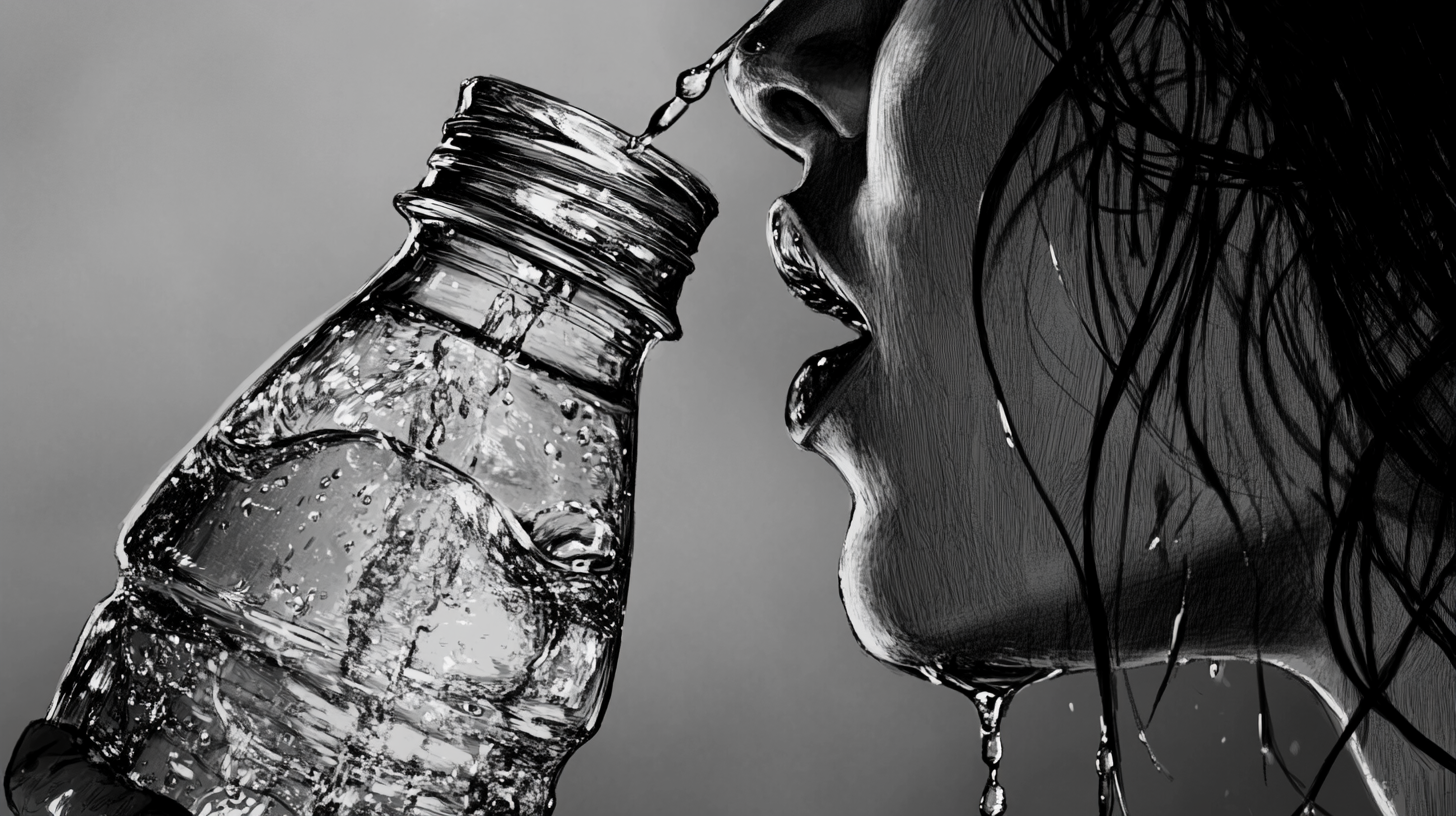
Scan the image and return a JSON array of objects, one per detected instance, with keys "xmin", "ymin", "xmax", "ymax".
[
  {"xmin": 1283, "ymin": 638, "xmax": 1456, "ymax": 816},
  {"xmin": 1109, "ymin": 499, "xmax": 1455, "ymax": 814}
]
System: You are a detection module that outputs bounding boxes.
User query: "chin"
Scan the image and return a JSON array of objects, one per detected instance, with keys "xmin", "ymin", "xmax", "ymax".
[{"xmin": 812, "ymin": 411, "xmax": 975, "ymax": 673}]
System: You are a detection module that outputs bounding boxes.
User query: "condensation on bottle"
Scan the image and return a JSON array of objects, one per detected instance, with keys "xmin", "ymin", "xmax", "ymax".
[{"xmin": 41, "ymin": 77, "xmax": 716, "ymax": 816}]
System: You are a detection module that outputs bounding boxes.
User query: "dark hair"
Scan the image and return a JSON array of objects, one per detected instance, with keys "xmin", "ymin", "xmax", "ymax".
[{"xmin": 972, "ymin": 0, "xmax": 1456, "ymax": 810}]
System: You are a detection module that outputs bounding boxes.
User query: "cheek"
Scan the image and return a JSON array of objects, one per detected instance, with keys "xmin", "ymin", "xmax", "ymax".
[
  {"xmin": 866, "ymin": 0, "xmax": 1049, "ymax": 220},
  {"xmin": 833, "ymin": 0, "xmax": 1097, "ymax": 656},
  {"xmin": 861, "ymin": 0, "xmax": 1056, "ymax": 379}
]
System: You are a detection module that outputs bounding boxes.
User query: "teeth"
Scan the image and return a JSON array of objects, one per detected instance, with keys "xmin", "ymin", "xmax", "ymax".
[{"xmin": 769, "ymin": 201, "xmax": 869, "ymax": 334}]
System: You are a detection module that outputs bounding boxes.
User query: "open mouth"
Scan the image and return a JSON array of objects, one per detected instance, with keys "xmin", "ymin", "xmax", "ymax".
[{"xmin": 768, "ymin": 198, "xmax": 872, "ymax": 444}]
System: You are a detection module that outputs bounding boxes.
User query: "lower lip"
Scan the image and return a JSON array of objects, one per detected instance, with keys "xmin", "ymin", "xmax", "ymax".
[{"xmin": 786, "ymin": 333, "xmax": 871, "ymax": 444}]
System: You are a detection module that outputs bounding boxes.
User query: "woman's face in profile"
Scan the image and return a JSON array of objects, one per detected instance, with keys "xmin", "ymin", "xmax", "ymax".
[{"xmin": 726, "ymin": 0, "xmax": 1320, "ymax": 678}]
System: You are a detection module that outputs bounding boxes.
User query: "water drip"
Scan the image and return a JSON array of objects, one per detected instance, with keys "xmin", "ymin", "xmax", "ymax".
[
  {"xmin": 624, "ymin": 0, "xmax": 786, "ymax": 153},
  {"xmin": 972, "ymin": 690, "xmax": 1009, "ymax": 816},
  {"xmin": 925, "ymin": 662, "xmax": 1059, "ymax": 816},
  {"xmin": 1095, "ymin": 717, "xmax": 1119, "ymax": 816}
]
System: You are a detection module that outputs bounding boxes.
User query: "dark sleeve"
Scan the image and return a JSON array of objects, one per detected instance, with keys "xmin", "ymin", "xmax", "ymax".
[{"xmin": 6, "ymin": 720, "xmax": 191, "ymax": 816}]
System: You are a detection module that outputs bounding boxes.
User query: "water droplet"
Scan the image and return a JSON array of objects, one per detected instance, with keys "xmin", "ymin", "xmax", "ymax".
[
  {"xmin": 331, "ymin": 468, "xmax": 343, "ymax": 479},
  {"xmin": 559, "ymin": 398, "xmax": 579, "ymax": 420},
  {"xmin": 1095, "ymin": 716, "xmax": 1119, "ymax": 815},
  {"xmin": 544, "ymin": 442, "xmax": 559, "ymax": 459},
  {"xmin": 361, "ymin": 495, "xmax": 372, "ymax": 506},
  {"xmin": 1147, "ymin": 535, "xmax": 1161, "ymax": 551},
  {"xmin": 1209, "ymin": 661, "xmax": 1220, "ymax": 679},
  {"xmin": 307, "ymin": 511, "xmax": 321, "ymax": 522},
  {"xmin": 996, "ymin": 401, "xmax": 1015, "ymax": 448},
  {"xmin": 983, "ymin": 731, "xmax": 1003, "ymax": 765},
  {"xmin": 677, "ymin": 65, "xmax": 712, "ymax": 101},
  {"xmin": 502, "ymin": 391, "xmax": 515, "ymax": 406}
]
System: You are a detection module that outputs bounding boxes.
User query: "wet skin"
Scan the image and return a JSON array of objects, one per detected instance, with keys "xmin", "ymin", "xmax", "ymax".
[{"xmin": 725, "ymin": 0, "xmax": 1452, "ymax": 810}]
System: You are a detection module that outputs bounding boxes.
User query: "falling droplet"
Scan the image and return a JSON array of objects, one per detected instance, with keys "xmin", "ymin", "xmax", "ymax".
[
  {"xmin": 1210, "ymin": 661, "xmax": 1220, "ymax": 679},
  {"xmin": 983, "ymin": 731, "xmax": 1003, "ymax": 765},
  {"xmin": 1095, "ymin": 717, "xmax": 1118, "ymax": 816},
  {"xmin": 972, "ymin": 690, "xmax": 1009, "ymax": 816},
  {"xmin": 996, "ymin": 401, "xmax": 1015, "ymax": 448},
  {"xmin": 980, "ymin": 779, "xmax": 1006, "ymax": 816},
  {"xmin": 1147, "ymin": 535, "xmax": 1161, "ymax": 551}
]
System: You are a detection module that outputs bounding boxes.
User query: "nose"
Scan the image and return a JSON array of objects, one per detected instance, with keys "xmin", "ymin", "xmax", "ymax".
[{"xmin": 725, "ymin": 1, "xmax": 898, "ymax": 162}]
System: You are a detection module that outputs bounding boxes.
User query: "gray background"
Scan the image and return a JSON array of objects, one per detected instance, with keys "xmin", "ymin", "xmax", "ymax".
[{"xmin": 0, "ymin": 2, "xmax": 1381, "ymax": 814}]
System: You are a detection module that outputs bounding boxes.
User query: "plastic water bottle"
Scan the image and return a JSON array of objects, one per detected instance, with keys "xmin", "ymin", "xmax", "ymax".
[{"xmin": 32, "ymin": 77, "xmax": 716, "ymax": 816}]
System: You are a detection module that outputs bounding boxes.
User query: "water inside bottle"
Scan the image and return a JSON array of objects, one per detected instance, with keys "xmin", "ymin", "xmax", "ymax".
[{"xmin": 50, "ymin": 296, "xmax": 642, "ymax": 816}]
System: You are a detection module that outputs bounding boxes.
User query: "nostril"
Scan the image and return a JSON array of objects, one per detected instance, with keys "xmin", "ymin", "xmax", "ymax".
[{"xmin": 764, "ymin": 88, "xmax": 832, "ymax": 141}]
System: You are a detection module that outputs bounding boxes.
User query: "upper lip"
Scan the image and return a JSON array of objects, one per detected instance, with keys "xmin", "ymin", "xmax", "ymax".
[{"xmin": 767, "ymin": 198, "xmax": 870, "ymax": 336}]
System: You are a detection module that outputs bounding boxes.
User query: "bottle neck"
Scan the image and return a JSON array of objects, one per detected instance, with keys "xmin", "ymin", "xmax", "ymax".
[{"xmin": 373, "ymin": 219, "xmax": 659, "ymax": 399}]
